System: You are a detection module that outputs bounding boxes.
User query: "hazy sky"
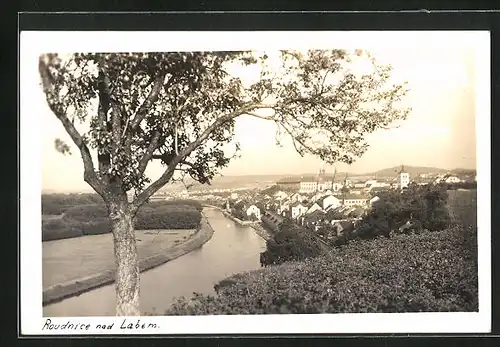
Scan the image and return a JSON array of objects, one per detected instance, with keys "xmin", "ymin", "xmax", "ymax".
[{"xmin": 33, "ymin": 33, "xmax": 480, "ymax": 192}]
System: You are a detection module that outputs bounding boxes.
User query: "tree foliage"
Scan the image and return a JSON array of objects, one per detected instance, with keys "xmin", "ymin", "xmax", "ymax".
[
  {"xmin": 356, "ymin": 183, "xmax": 451, "ymax": 239},
  {"xmin": 261, "ymin": 219, "xmax": 326, "ymax": 266},
  {"xmin": 39, "ymin": 50, "xmax": 410, "ymax": 208},
  {"xmin": 168, "ymin": 225, "xmax": 478, "ymax": 315}
]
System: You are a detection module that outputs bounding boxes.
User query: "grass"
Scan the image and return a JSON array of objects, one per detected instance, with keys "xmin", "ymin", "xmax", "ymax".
[{"xmin": 447, "ymin": 189, "xmax": 477, "ymax": 228}]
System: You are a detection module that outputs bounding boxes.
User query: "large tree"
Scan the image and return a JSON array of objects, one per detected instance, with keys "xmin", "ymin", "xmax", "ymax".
[{"xmin": 38, "ymin": 50, "xmax": 410, "ymax": 315}]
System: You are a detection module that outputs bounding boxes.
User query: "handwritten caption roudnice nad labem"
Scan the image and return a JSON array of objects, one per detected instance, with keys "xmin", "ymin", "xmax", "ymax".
[{"xmin": 42, "ymin": 318, "xmax": 159, "ymax": 332}]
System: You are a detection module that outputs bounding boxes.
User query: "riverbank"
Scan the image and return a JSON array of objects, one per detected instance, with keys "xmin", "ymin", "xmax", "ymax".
[
  {"xmin": 43, "ymin": 211, "xmax": 215, "ymax": 306},
  {"xmin": 250, "ymin": 223, "xmax": 272, "ymax": 241},
  {"xmin": 222, "ymin": 210, "xmax": 255, "ymax": 226},
  {"xmin": 220, "ymin": 209, "xmax": 271, "ymax": 241}
]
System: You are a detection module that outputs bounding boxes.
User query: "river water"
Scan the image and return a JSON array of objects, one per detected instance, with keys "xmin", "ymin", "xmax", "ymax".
[{"xmin": 43, "ymin": 208, "xmax": 267, "ymax": 316}]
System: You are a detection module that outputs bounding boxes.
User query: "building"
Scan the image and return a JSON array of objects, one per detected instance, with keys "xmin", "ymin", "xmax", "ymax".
[
  {"xmin": 303, "ymin": 209, "xmax": 327, "ymax": 228},
  {"xmin": 343, "ymin": 193, "xmax": 370, "ymax": 207},
  {"xmin": 346, "ymin": 207, "xmax": 366, "ymax": 219},
  {"xmin": 277, "ymin": 164, "xmax": 343, "ymax": 194},
  {"xmin": 331, "ymin": 182, "xmax": 343, "ymax": 192},
  {"xmin": 233, "ymin": 199, "xmax": 248, "ymax": 211},
  {"xmin": 290, "ymin": 202, "xmax": 309, "ymax": 219},
  {"xmin": 445, "ymin": 176, "xmax": 461, "ymax": 184},
  {"xmin": 317, "ymin": 166, "xmax": 329, "ymax": 192},
  {"xmin": 289, "ymin": 192, "xmax": 306, "ymax": 204},
  {"xmin": 369, "ymin": 196, "xmax": 381, "ymax": 206},
  {"xmin": 369, "ymin": 187, "xmax": 389, "ymax": 195},
  {"xmin": 300, "ymin": 178, "xmax": 318, "ymax": 193},
  {"xmin": 317, "ymin": 195, "xmax": 342, "ymax": 211},
  {"xmin": 276, "ymin": 177, "xmax": 301, "ymax": 191},
  {"xmin": 333, "ymin": 220, "xmax": 355, "ymax": 237},
  {"xmin": 274, "ymin": 191, "xmax": 289, "ymax": 200},
  {"xmin": 364, "ymin": 179, "xmax": 377, "ymax": 187},
  {"xmin": 364, "ymin": 180, "xmax": 391, "ymax": 192},
  {"xmin": 246, "ymin": 205, "xmax": 262, "ymax": 220},
  {"xmin": 306, "ymin": 202, "xmax": 323, "ymax": 215},
  {"xmin": 399, "ymin": 165, "xmax": 410, "ymax": 188}
]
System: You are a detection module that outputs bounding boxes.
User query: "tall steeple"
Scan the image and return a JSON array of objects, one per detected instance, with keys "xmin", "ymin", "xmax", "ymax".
[
  {"xmin": 399, "ymin": 164, "xmax": 405, "ymax": 174},
  {"xmin": 318, "ymin": 162, "xmax": 326, "ymax": 176}
]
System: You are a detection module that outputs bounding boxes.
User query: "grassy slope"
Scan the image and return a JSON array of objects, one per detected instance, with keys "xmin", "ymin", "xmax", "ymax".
[{"xmin": 165, "ymin": 189, "xmax": 478, "ymax": 315}]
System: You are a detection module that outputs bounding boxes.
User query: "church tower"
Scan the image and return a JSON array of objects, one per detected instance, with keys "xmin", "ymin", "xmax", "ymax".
[
  {"xmin": 317, "ymin": 162, "xmax": 326, "ymax": 192},
  {"xmin": 330, "ymin": 166, "xmax": 338, "ymax": 192},
  {"xmin": 399, "ymin": 164, "xmax": 410, "ymax": 189}
]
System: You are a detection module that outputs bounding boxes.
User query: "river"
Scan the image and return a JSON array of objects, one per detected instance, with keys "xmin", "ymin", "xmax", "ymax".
[{"xmin": 43, "ymin": 208, "xmax": 267, "ymax": 316}]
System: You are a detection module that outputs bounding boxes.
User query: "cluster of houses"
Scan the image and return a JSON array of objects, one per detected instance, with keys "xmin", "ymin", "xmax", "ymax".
[
  {"xmin": 223, "ymin": 165, "xmax": 473, "ymax": 241},
  {"xmin": 225, "ymin": 166, "xmax": 392, "ymax": 238},
  {"xmin": 277, "ymin": 164, "xmax": 400, "ymax": 193}
]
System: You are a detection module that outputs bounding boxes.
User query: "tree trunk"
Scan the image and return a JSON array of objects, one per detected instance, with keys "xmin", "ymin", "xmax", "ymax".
[{"xmin": 109, "ymin": 200, "xmax": 140, "ymax": 316}]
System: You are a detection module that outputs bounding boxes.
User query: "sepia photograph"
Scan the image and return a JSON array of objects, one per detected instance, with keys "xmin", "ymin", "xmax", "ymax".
[{"xmin": 20, "ymin": 30, "xmax": 490, "ymax": 335}]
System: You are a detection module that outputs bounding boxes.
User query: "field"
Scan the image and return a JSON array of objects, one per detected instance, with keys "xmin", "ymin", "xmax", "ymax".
[
  {"xmin": 165, "ymin": 189, "xmax": 478, "ymax": 315},
  {"xmin": 43, "ymin": 228, "xmax": 197, "ymax": 290},
  {"xmin": 447, "ymin": 189, "xmax": 477, "ymax": 229}
]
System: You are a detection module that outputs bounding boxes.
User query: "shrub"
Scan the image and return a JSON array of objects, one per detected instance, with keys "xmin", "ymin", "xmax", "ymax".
[
  {"xmin": 356, "ymin": 183, "xmax": 451, "ymax": 240},
  {"xmin": 42, "ymin": 199, "xmax": 203, "ymax": 241},
  {"xmin": 135, "ymin": 206, "xmax": 201, "ymax": 230},
  {"xmin": 42, "ymin": 218, "xmax": 83, "ymax": 241},
  {"xmin": 42, "ymin": 193, "xmax": 104, "ymax": 215},
  {"xmin": 166, "ymin": 226, "xmax": 478, "ymax": 315},
  {"xmin": 260, "ymin": 219, "xmax": 325, "ymax": 266},
  {"xmin": 230, "ymin": 208, "xmax": 247, "ymax": 221},
  {"xmin": 248, "ymin": 213, "xmax": 259, "ymax": 222},
  {"xmin": 160, "ymin": 199, "xmax": 203, "ymax": 212},
  {"xmin": 64, "ymin": 204, "xmax": 108, "ymax": 222},
  {"xmin": 79, "ymin": 219, "xmax": 112, "ymax": 235}
]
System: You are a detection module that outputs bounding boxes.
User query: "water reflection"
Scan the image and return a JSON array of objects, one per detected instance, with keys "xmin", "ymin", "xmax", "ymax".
[{"xmin": 43, "ymin": 208, "xmax": 267, "ymax": 316}]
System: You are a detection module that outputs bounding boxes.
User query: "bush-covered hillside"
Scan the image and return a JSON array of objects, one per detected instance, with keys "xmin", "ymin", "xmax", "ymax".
[
  {"xmin": 164, "ymin": 189, "xmax": 477, "ymax": 315},
  {"xmin": 167, "ymin": 225, "xmax": 477, "ymax": 315},
  {"xmin": 260, "ymin": 219, "xmax": 326, "ymax": 266}
]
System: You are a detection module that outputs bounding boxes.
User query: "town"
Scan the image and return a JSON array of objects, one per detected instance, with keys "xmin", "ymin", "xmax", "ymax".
[{"xmin": 148, "ymin": 165, "xmax": 477, "ymax": 246}]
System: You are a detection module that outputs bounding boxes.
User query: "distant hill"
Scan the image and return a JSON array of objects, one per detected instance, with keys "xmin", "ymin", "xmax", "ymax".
[
  {"xmin": 449, "ymin": 168, "xmax": 477, "ymax": 176},
  {"xmin": 361, "ymin": 166, "xmax": 449, "ymax": 178},
  {"xmin": 160, "ymin": 166, "xmax": 478, "ymax": 192},
  {"xmin": 44, "ymin": 165, "xmax": 477, "ymax": 195},
  {"xmin": 362, "ymin": 166, "xmax": 476, "ymax": 178},
  {"xmin": 160, "ymin": 174, "xmax": 285, "ymax": 192}
]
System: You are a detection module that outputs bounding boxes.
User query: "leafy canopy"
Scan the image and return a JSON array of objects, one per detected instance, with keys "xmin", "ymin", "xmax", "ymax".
[{"xmin": 38, "ymin": 50, "xmax": 410, "ymax": 207}]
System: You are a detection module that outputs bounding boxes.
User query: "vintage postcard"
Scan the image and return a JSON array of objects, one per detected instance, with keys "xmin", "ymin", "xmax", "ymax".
[{"xmin": 19, "ymin": 30, "xmax": 490, "ymax": 335}]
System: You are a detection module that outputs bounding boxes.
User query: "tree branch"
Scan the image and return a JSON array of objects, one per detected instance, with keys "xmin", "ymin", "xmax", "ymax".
[
  {"xmin": 131, "ymin": 103, "xmax": 258, "ymax": 210},
  {"xmin": 96, "ymin": 67, "xmax": 112, "ymax": 177},
  {"xmin": 129, "ymin": 72, "xmax": 168, "ymax": 132},
  {"xmin": 110, "ymin": 101, "xmax": 122, "ymax": 148},
  {"xmin": 38, "ymin": 56, "xmax": 106, "ymax": 197},
  {"xmin": 246, "ymin": 111, "xmax": 275, "ymax": 121},
  {"xmin": 137, "ymin": 130, "xmax": 162, "ymax": 175}
]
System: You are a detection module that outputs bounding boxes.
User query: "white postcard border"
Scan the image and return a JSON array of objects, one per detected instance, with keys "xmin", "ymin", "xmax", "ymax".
[{"xmin": 19, "ymin": 30, "xmax": 491, "ymax": 335}]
